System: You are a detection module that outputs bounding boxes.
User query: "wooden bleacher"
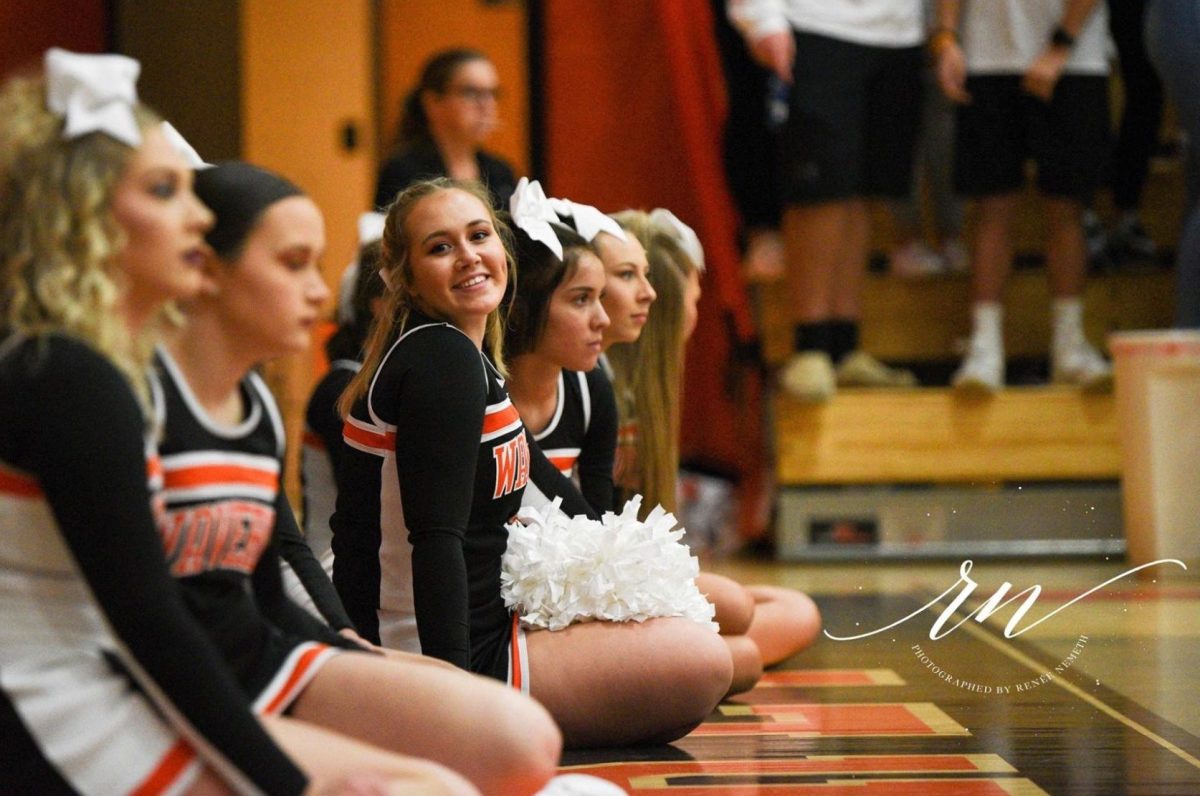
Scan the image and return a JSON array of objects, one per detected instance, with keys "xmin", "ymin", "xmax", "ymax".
[
  {"xmin": 775, "ymin": 386, "xmax": 1121, "ymax": 486},
  {"xmin": 763, "ymin": 264, "xmax": 1175, "ymax": 559},
  {"xmin": 766, "ymin": 265, "xmax": 1174, "ymax": 558}
]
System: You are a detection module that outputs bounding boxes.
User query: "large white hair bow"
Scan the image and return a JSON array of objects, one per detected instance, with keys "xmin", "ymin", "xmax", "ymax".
[
  {"xmin": 548, "ymin": 196, "xmax": 626, "ymax": 244},
  {"xmin": 649, "ymin": 207, "xmax": 705, "ymax": 272},
  {"xmin": 510, "ymin": 177, "xmax": 564, "ymax": 259},
  {"xmin": 45, "ymin": 48, "xmax": 143, "ymax": 147}
]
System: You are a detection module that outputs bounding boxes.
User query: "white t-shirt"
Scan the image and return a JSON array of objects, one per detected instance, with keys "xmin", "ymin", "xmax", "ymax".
[
  {"xmin": 960, "ymin": 0, "xmax": 1111, "ymax": 75},
  {"xmin": 727, "ymin": 0, "xmax": 924, "ymax": 48}
]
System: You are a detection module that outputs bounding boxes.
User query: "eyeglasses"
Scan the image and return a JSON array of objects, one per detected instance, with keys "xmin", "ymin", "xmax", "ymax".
[{"xmin": 446, "ymin": 85, "xmax": 502, "ymax": 104}]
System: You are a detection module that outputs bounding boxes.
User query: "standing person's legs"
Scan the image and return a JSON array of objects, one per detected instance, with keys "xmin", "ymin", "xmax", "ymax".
[
  {"xmin": 526, "ymin": 617, "xmax": 733, "ymax": 748},
  {"xmin": 888, "ymin": 72, "xmax": 939, "ymax": 279},
  {"xmin": 785, "ymin": 201, "xmax": 854, "ymax": 327},
  {"xmin": 1043, "ymin": 197, "xmax": 1088, "ymax": 300},
  {"xmin": 285, "ymin": 652, "xmax": 561, "ymax": 796},
  {"xmin": 1036, "ymin": 75, "xmax": 1114, "ymax": 387},
  {"xmin": 952, "ymin": 76, "xmax": 1030, "ymax": 391},
  {"xmin": 713, "ymin": 0, "xmax": 786, "ymax": 282},
  {"xmin": 921, "ymin": 68, "xmax": 969, "ymax": 269},
  {"xmin": 883, "ymin": 58, "xmax": 965, "ymax": 278},
  {"xmin": 833, "ymin": 41, "xmax": 923, "ymax": 388},
  {"xmin": 970, "ymin": 195, "xmax": 1020, "ymax": 304},
  {"xmin": 1042, "ymin": 195, "xmax": 1112, "ymax": 386},
  {"xmin": 775, "ymin": 32, "xmax": 870, "ymax": 400},
  {"xmin": 831, "ymin": 199, "xmax": 871, "ymax": 323},
  {"xmin": 777, "ymin": 204, "xmax": 854, "ymax": 401},
  {"xmin": 952, "ymin": 193, "xmax": 1019, "ymax": 392},
  {"xmin": 1107, "ymin": 0, "xmax": 1164, "ymax": 250},
  {"xmin": 1146, "ymin": 0, "xmax": 1200, "ymax": 326}
]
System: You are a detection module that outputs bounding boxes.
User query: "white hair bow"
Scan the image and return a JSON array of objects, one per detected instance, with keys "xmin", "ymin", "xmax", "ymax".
[
  {"xmin": 649, "ymin": 207, "xmax": 706, "ymax": 272},
  {"xmin": 510, "ymin": 177, "xmax": 563, "ymax": 260},
  {"xmin": 336, "ymin": 212, "xmax": 389, "ymax": 322},
  {"xmin": 548, "ymin": 196, "xmax": 626, "ymax": 244},
  {"xmin": 45, "ymin": 48, "xmax": 143, "ymax": 147},
  {"xmin": 357, "ymin": 211, "xmax": 386, "ymax": 246},
  {"xmin": 160, "ymin": 121, "xmax": 209, "ymax": 169}
]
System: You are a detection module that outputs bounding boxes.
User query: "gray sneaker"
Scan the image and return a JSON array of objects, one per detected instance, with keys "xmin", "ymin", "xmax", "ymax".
[{"xmin": 778, "ymin": 351, "xmax": 836, "ymax": 402}]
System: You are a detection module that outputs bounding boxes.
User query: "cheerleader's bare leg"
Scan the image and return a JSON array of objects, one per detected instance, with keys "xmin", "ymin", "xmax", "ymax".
[
  {"xmin": 526, "ymin": 616, "xmax": 733, "ymax": 748},
  {"xmin": 744, "ymin": 585, "xmax": 823, "ymax": 667},
  {"xmin": 261, "ymin": 715, "xmax": 479, "ymax": 796},
  {"xmin": 283, "ymin": 651, "xmax": 561, "ymax": 796},
  {"xmin": 697, "ymin": 572, "xmax": 764, "ymax": 694}
]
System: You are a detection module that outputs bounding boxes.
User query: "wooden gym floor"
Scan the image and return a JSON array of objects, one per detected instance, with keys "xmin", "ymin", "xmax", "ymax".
[{"xmin": 559, "ymin": 558, "xmax": 1200, "ymax": 794}]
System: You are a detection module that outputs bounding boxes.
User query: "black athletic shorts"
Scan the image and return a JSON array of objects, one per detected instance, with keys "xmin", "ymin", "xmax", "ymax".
[
  {"xmin": 780, "ymin": 31, "xmax": 924, "ymax": 204},
  {"xmin": 954, "ymin": 73, "xmax": 1111, "ymax": 200}
]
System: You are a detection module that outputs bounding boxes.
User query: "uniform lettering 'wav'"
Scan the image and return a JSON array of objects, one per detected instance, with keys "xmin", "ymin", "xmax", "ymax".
[{"xmin": 492, "ymin": 430, "xmax": 530, "ymax": 498}]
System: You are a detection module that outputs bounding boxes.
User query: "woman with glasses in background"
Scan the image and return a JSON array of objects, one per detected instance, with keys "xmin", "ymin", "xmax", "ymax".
[{"xmin": 374, "ymin": 48, "xmax": 517, "ymax": 212}]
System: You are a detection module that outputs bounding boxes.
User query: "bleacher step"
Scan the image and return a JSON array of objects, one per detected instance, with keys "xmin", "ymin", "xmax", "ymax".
[{"xmin": 774, "ymin": 386, "xmax": 1118, "ymax": 486}]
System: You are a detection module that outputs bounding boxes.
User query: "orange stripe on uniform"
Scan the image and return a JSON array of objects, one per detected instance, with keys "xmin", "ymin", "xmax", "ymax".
[
  {"xmin": 163, "ymin": 464, "xmax": 279, "ymax": 491},
  {"xmin": 302, "ymin": 430, "xmax": 326, "ymax": 450},
  {"xmin": 482, "ymin": 403, "xmax": 521, "ymax": 436},
  {"xmin": 130, "ymin": 740, "xmax": 195, "ymax": 796},
  {"xmin": 342, "ymin": 420, "xmax": 395, "ymax": 451},
  {"xmin": 262, "ymin": 644, "xmax": 329, "ymax": 715},
  {"xmin": 509, "ymin": 614, "xmax": 522, "ymax": 692},
  {"xmin": 0, "ymin": 466, "xmax": 41, "ymax": 498},
  {"xmin": 547, "ymin": 455, "xmax": 577, "ymax": 474}
]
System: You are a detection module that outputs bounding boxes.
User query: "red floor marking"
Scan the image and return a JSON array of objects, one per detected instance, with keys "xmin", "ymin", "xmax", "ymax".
[
  {"xmin": 693, "ymin": 703, "xmax": 968, "ymax": 737},
  {"xmin": 755, "ymin": 669, "xmax": 904, "ymax": 687}
]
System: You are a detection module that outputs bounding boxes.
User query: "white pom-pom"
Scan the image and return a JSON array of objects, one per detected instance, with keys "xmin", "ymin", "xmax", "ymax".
[{"xmin": 501, "ymin": 496, "xmax": 718, "ymax": 632}]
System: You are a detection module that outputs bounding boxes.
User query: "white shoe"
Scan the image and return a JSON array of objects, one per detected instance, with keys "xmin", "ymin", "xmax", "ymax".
[
  {"xmin": 536, "ymin": 774, "xmax": 628, "ymax": 795},
  {"xmin": 1052, "ymin": 340, "xmax": 1113, "ymax": 391},
  {"xmin": 952, "ymin": 340, "xmax": 1003, "ymax": 393},
  {"xmin": 778, "ymin": 351, "xmax": 836, "ymax": 402}
]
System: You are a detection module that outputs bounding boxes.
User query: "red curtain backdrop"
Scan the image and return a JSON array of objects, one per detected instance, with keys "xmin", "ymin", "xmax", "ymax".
[
  {"xmin": 0, "ymin": 1, "xmax": 107, "ymax": 80},
  {"xmin": 542, "ymin": 1, "xmax": 769, "ymax": 538}
]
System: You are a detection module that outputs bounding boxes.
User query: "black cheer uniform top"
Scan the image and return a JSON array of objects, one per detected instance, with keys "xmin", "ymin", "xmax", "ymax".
[
  {"xmin": 332, "ymin": 311, "xmax": 591, "ymax": 677},
  {"xmin": 154, "ymin": 350, "xmax": 353, "ymax": 699},
  {"xmin": 521, "ymin": 367, "xmax": 617, "ymax": 516},
  {"xmin": 0, "ymin": 333, "xmax": 307, "ymax": 794}
]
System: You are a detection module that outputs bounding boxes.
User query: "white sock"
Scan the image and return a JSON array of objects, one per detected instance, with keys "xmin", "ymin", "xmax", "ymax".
[
  {"xmin": 970, "ymin": 302, "xmax": 1004, "ymax": 352},
  {"xmin": 1052, "ymin": 296, "xmax": 1086, "ymax": 353}
]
